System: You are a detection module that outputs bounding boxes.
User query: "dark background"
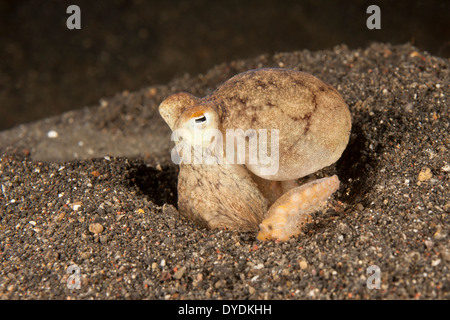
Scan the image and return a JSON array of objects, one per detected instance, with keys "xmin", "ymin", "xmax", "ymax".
[{"xmin": 0, "ymin": 0, "xmax": 448, "ymax": 131}]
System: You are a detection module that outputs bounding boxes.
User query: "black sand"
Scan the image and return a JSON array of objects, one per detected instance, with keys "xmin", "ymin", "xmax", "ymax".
[{"xmin": 0, "ymin": 43, "xmax": 448, "ymax": 299}]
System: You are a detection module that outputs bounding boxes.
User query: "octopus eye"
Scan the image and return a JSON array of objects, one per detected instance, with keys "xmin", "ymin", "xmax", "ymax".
[
  {"xmin": 190, "ymin": 111, "xmax": 209, "ymax": 129},
  {"xmin": 194, "ymin": 114, "xmax": 207, "ymax": 124}
]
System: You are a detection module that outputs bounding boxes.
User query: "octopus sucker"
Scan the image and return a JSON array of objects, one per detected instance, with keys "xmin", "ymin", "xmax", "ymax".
[{"xmin": 257, "ymin": 175, "xmax": 340, "ymax": 241}]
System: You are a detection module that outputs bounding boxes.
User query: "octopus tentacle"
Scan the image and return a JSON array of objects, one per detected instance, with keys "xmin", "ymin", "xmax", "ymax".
[{"xmin": 257, "ymin": 175, "xmax": 340, "ymax": 241}]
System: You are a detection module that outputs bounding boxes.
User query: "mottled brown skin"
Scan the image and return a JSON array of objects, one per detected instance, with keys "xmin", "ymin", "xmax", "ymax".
[
  {"xmin": 159, "ymin": 68, "xmax": 351, "ymax": 232},
  {"xmin": 177, "ymin": 164, "xmax": 267, "ymax": 231}
]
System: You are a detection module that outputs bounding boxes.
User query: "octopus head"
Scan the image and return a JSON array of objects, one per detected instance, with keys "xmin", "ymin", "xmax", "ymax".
[{"xmin": 173, "ymin": 104, "xmax": 222, "ymax": 163}]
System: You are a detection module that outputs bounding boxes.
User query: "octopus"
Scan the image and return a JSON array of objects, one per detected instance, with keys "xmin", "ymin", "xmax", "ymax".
[{"xmin": 159, "ymin": 68, "xmax": 351, "ymax": 241}]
